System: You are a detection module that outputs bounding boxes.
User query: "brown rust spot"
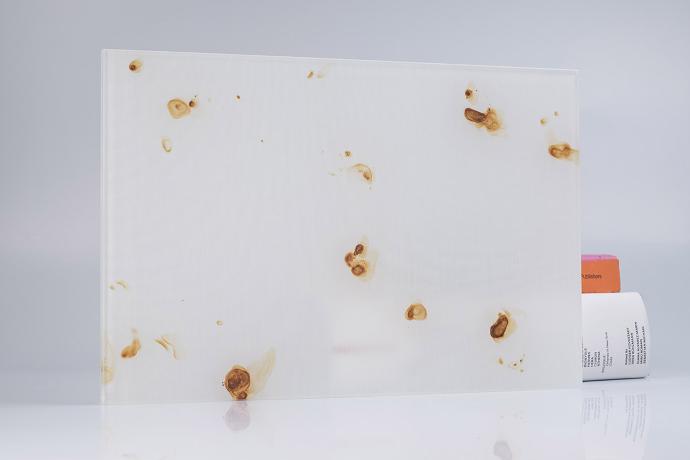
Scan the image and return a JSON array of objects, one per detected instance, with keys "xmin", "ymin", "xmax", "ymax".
[
  {"xmin": 352, "ymin": 163, "xmax": 373, "ymax": 183},
  {"xmin": 464, "ymin": 88, "xmax": 474, "ymax": 100},
  {"xmin": 351, "ymin": 263, "xmax": 367, "ymax": 277},
  {"xmin": 161, "ymin": 137, "xmax": 172, "ymax": 153},
  {"xmin": 222, "ymin": 349, "xmax": 275, "ymax": 400},
  {"xmin": 128, "ymin": 60, "xmax": 142, "ymax": 73},
  {"xmin": 464, "ymin": 107, "xmax": 501, "ymax": 132},
  {"xmin": 548, "ymin": 143, "xmax": 578, "ymax": 161},
  {"xmin": 344, "ymin": 150, "xmax": 352, "ymax": 158},
  {"xmin": 405, "ymin": 303, "xmax": 428, "ymax": 321},
  {"xmin": 540, "ymin": 118, "xmax": 548, "ymax": 125},
  {"xmin": 353, "ymin": 243, "xmax": 365, "ymax": 256},
  {"xmin": 498, "ymin": 357, "xmax": 504, "ymax": 365},
  {"xmin": 167, "ymin": 99, "xmax": 191, "ymax": 119},
  {"xmin": 121, "ymin": 330, "xmax": 141, "ymax": 359},
  {"xmin": 307, "ymin": 70, "xmax": 315, "ymax": 79},
  {"xmin": 224, "ymin": 366, "xmax": 251, "ymax": 400},
  {"xmin": 188, "ymin": 97, "xmax": 197, "ymax": 108},
  {"xmin": 235, "ymin": 95, "xmax": 241, "ymax": 100},
  {"xmin": 490, "ymin": 313, "xmax": 510, "ymax": 339},
  {"xmin": 344, "ymin": 252, "xmax": 355, "ymax": 267}
]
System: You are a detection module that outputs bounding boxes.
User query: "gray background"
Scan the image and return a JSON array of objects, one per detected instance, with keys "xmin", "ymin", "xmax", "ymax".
[{"xmin": 1, "ymin": 0, "xmax": 688, "ymax": 403}]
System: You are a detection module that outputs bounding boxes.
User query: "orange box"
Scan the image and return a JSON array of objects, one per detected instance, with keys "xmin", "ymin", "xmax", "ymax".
[{"xmin": 581, "ymin": 255, "xmax": 620, "ymax": 293}]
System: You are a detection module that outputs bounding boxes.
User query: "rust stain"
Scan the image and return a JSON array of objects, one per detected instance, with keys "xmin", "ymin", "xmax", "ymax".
[
  {"xmin": 224, "ymin": 366, "xmax": 250, "ymax": 400},
  {"xmin": 101, "ymin": 365, "xmax": 114, "ymax": 384},
  {"xmin": 161, "ymin": 137, "xmax": 172, "ymax": 153},
  {"xmin": 464, "ymin": 107, "xmax": 501, "ymax": 132},
  {"xmin": 490, "ymin": 311, "xmax": 515, "ymax": 342},
  {"xmin": 344, "ymin": 241, "xmax": 372, "ymax": 278},
  {"xmin": 464, "ymin": 87, "xmax": 475, "ymax": 101},
  {"xmin": 109, "ymin": 279, "xmax": 128, "ymax": 291},
  {"xmin": 510, "ymin": 354, "xmax": 526, "ymax": 373},
  {"xmin": 167, "ymin": 99, "xmax": 191, "ymax": 119},
  {"xmin": 351, "ymin": 262, "xmax": 368, "ymax": 277},
  {"xmin": 223, "ymin": 349, "xmax": 275, "ymax": 400},
  {"xmin": 548, "ymin": 143, "xmax": 579, "ymax": 161},
  {"xmin": 128, "ymin": 59, "xmax": 142, "ymax": 73},
  {"xmin": 490, "ymin": 314, "xmax": 509, "ymax": 339},
  {"xmin": 188, "ymin": 97, "xmax": 198, "ymax": 108},
  {"xmin": 101, "ymin": 342, "xmax": 114, "ymax": 384},
  {"xmin": 540, "ymin": 117, "xmax": 548, "ymax": 125},
  {"xmin": 235, "ymin": 95, "xmax": 241, "ymax": 100},
  {"xmin": 405, "ymin": 303, "xmax": 428, "ymax": 321},
  {"xmin": 344, "ymin": 150, "xmax": 352, "ymax": 158},
  {"xmin": 307, "ymin": 70, "xmax": 315, "ymax": 79},
  {"xmin": 154, "ymin": 335, "xmax": 178, "ymax": 359},
  {"xmin": 498, "ymin": 357, "xmax": 504, "ymax": 365},
  {"xmin": 121, "ymin": 330, "xmax": 141, "ymax": 359},
  {"xmin": 351, "ymin": 163, "xmax": 373, "ymax": 183}
]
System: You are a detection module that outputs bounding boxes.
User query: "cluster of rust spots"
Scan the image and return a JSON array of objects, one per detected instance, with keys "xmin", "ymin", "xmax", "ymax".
[
  {"xmin": 121, "ymin": 330, "xmax": 141, "ymax": 359},
  {"xmin": 405, "ymin": 303, "xmax": 428, "ymax": 321},
  {"xmin": 167, "ymin": 98, "xmax": 194, "ymax": 119},
  {"xmin": 464, "ymin": 107, "xmax": 501, "ymax": 132},
  {"xmin": 497, "ymin": 354, "xmax": 525, "ymax": 372},
  {"xmin": 128, "ymin": 60, "xmax": 142, "ymax": 73},
  {"xmin": 224, "ymin": 366, "xmax": 251, "ymax": 400},
  {"xmin": 511, "ymin": 355, "xmax": 525, "ymax": 372},
  {"xmin": 548, "ymin": 143, "xmax": 578, "ymax": 161},
  {"xmin": 161, "ymin": 137, "xmax": 173, "ymax": 153},
  {"xmin": 154, "ymin": 335, "xmax": 178, "ymax": 359},
  {"xmin": 351, "ymin": 163, "xmax": 373, "ymax": 184},
  {"xmin": 344, "ymin": 242, "xmax": 369, "ymax": 278}
]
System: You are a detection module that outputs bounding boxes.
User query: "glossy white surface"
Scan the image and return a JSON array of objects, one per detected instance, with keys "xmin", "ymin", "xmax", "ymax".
[
  {"xmin": 1, "ymin": 375, "xmax": 688, "ymax": 460},
  {"xmin": 102, "ymin": 50, "xmax": 581, "ymax": 402}
]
